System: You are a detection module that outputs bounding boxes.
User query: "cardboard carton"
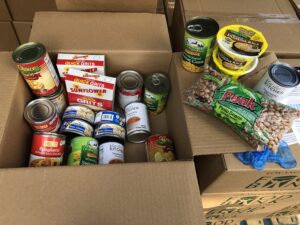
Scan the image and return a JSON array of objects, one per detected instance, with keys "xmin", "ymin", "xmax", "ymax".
[
  {"xmin": 290, "ymin": 0, "xmax": 300, "ymax": 18},
  {"xmin": 0, "ymin": 22, "xmax": 19, "ymax": 51},
  {"xmin": 55, "ymin": 0, "xmax": 162, "ymax": 13},
  {"xmin": 6, "ymin": 0, "xmax": 57, "ymax": 21},
  {"xmin": 12, "ymin": 21, "xmax": 32, "ymax": 44},
  {"xmin": 267, "ymin": 203, "xmax": 300, "ymax": 217},
  {"xmin": 170, "ymin": 0, "xmax": 300, "ymax": 54},
  {"xmin": 164, "ymin": 0, "xmax": 175, "ymax": 27},
  {"xmin": 0, "ymin": 0, "xmax": 11, "ymax": 21},
  {"xmin": 0, "ymin": 12, "xmax": 205, "ymax": 225}
]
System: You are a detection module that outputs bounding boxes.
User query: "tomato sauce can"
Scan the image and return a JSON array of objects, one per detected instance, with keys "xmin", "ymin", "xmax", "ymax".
[
  {"xmin": 146, "ymin": 135, "xmax": 176, "ymax": 162},
  {"xmin": 29, "ymin": 132, "xmax": 66, "ymax": 167},
  {"xmin": 98, "ymin": 137, "xmax": 124, "ymax": 164},
  {"xmin": 24, "ymin": 98, "xmax": 61, "ymax": 133},
  {"xmin": 60, "ymin": 118, "xmax": 94, "ymax": 137},
  {"xmin": 44, "ymin": 84, "xmax": 67, "ymax": 116},
  {"xmin": 125, "ymin": 102, "xmax": 151, "ymax": 143},
  {"xmin": 12, "ymin": 42, "xmax": 61, "ymax": 97},
  {"xmin": 63, "ymin": 105, "xmax": 95, "ymax": 125},
  {"xmin": 117, "ymin": 70, "xmax": 144, "ymax": 109},
  {"xmin": 94, "ymin": 111, "xmax": 126, "ymax": 127},
  {"xmin": 94, "ymin": 123, "xmax": 126, "ymax": 141},
  {"xmin": 68, "ymin": 137, "xmax": 98, "ymax": 166}
]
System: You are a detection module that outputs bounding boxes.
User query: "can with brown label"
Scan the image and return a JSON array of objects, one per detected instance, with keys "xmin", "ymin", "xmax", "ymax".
[
  {"xmin": 29, "ymin": 132, "xmax": 66, "ymax": 167},
  {"xmin": 24, "ymin": 98, "xmax": 61, "ymax": 133},
  {"xmin": 44, "ymin": 85, "xmax": 67, "ymax": 116},
  {"xmin": 125, "ymin": 102, "xmax": 151, "ymax": 143},
  {"xmin": 12, "ymin": 42, "xmax": 61, "ymax": 97}
]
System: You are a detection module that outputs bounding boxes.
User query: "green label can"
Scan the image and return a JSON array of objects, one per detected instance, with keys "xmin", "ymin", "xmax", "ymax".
[
  {"xmin": 182, "ymin": 17, "xmax": 219, "ymax": 73},
  {"xmin": 144, "ymin": 73, "xmax": 170, "ymax": 115},
  {"xmin": 68, "ymin": 137, "xmax": 99, "ymax": 165}
]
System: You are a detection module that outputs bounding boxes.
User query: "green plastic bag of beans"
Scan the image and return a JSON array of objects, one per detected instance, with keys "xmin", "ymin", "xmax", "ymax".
[{"xmin": 183, "ymin": 67, "xmax": 300, "ymax": 152}]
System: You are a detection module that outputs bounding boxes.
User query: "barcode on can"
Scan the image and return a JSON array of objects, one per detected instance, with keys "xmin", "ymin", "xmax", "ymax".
[{"xmin": 102, "ymin": 114, "xmax": 114, "ymax": 121}]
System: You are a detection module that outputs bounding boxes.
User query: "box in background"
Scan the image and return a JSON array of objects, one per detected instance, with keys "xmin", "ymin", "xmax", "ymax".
[
  {"xmin": 12, "ymin": 21, "xmax": 32, "ymax": 44},
  {"xmin": 0, "ymin": 0, "xmax": 11, "ymax": 21},
  {"xmin": 0, "ymin": 21, "xmax": 19, "ymax": 51},
  {"xmin": 164, "ymin": 0, "xmax": 175, "ymax": 27},
  {"xmin": 290, "ymin": 0, "xmax": 300, "ymax": 18},
  {"xmin": 6, "ymin": 0, "xmax": 57, "ymax": 21}
]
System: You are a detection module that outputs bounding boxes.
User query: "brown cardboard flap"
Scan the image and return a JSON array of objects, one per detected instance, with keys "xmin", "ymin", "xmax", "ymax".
[
  {"xmin": 55, "ymin": 0, "xmax": 159, "ymax": 13},
  {"xmin": 13, "ymin": 21, "xmax": 32, "ymax": 44},
  {"xmin": 0, "ymin": 162, "xmax": 204, "ymax": 225},
  {"xmin": 30, "ymin": 12, "xmax": 172, "ymax": 75},
  {"xmin": 0, "ymin": 22, "xmax": 19, "ymax": 51},
  {"xmin": 0, "ymin": 0, "xmax": 11, "ymax": 21}
]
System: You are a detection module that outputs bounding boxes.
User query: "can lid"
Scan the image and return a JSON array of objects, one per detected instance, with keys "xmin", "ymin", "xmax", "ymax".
[
  {"xmin": 117, "ymin": 70, "xmax": 143, "ymax": 91},
  {"xmin": 186, "ymin": 17, "xmax": 219, "ymax": 38},
  {"xmin": 145, "ymin": 73, "xmax": 170, "ymax": 94},
  {"xmin": 12, "ymin": 42, "xmax": 46, "ymax": 64},
  {"xmin": 269, "ymin": 62, "xmax": 300, "ymax": 88},
  {"xmin": 127, "ymin": 130, "xmax": 151, "ymax": 144}
]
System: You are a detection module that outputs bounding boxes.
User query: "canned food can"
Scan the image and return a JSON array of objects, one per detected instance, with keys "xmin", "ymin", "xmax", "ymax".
[
  {"xmin": 29, "ymin": 132, "xmax": 66, "ymax": 167},
  {"xmin": 117, "ymin": 70, "xmax": 143, "ymax": 109},
  {"xmin": 94, "ymin": 123, "xmax": 126, "ymax": 140},
  {"xmin": 146, "ymin": 135, "xmax": 176, "ymax": 162},
  {"xmin": 98, "ymin": 137, "xmax": 124, "ymax": 164},
  {"xmin": 94, "ymin": 111, "xmax": 125, "ymax": 127},
  {"xmin": 63, "ymin": 105, "xmax": 95, "ymax": 124},
  {"xmin": 144, "ymin": 73, "xmax": 170, "ymax": 115},
  {"xmin": 68, "ymin": 137, "xmax": 98, "ymax": 165},
  {"xmin": 24, "ymin": 98, "xmax": 61, "ymax": 133},
  {"xmin": 254, "ymin": 62, "xmax": 300, "ymax": 102},
  {"xmin": 125, "ymin": 102, "xmax": 151, "ymax": 143},
  {"xmin": 182, "ymin": 17, "xmax": 219, "ymax": 72},
  {"xmin": 44, "ymin": 84, "xmax": 67, "ymax": 116},
  {"xmin": 12, "ymin": 42, "xmax": 60, "ymax": 97},
  {"xmin": 60, "ymin": 118, "xmax": 94, "ymax": 137}
]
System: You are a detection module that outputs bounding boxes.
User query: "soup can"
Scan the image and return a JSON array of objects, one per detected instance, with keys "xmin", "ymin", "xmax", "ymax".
[
  {"xmin": 94, "ymin": 123, "xmax": 126, "ymax": 140},
  {"xmin": 24, "ymin": 98, "xmax": 61, "ymax": 133},
  {"xmin": 182, "ymin": 17, "xmax": 219, "ymax": 72},
  {"xmin": 254, "ymin": 62, "xmax": 300, "ymax": 102},
  {"xmin": 60, "ymin": 118, "xmax": 94, "ymax": 137},
  {"xmin": 94, "ymin": 111, "xmax": 126, "ymax": 127},
  {"xmin": 117, "ymin": 70, "xmax": 144, "ymax": 109},
  {"xmin": 144, "ymin": 73, "xmax": 170, "ymax": 115},
  {"xmin": 68, "ymin": 137, "xmax": 99, "ymax": 166},
  {"xmin": 98, "ymin": 137, "xmax": 124, "ymax": 164},
  {"xmin": 29, "ymin": 132, "xmax": 66, "ymax": 167},
  {"xmin": 146, "ymin": 135, "xmax": 176, "ymax": 162},
  {"xmin": 63, "ymin": 105, "xmax": 95, "ymax": 125},
  {"xmin": 125, "ymin": 102, "xmax": 151, "ymax": 143},
  {"xmin": 12, "ymin": 42, "xmax": 60, "ymax": 97},
  {"xmin": 44, "ymin": 84, "xmax": 67, "ymax": 116}
]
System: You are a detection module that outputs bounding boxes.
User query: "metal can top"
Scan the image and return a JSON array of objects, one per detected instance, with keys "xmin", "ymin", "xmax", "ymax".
[
  {"xmin": 24, "ymin": 98, "xmax": 56, "ymax": 124},
  {"xmin": 117, "ymin": 70, "xmax": 143, "ymax": 91},
  {"xmin": 127, "ymin": 130, "xmax": 151, "ymax": 143},
  {"xmin": 34, "ymin": 132, "xmax": 66, "ymax": 140},
  {"xmin": 186, "ymin": 17, "xmax": 219, "ymax": 38},
  {"xmin": 145, "ymin": 73, "xmax": 170, "ymax": 94},
  {"xmin": 12, "ymin": 42, "xmax": 46, "ymax": 64},
  {"xmin": 269, "ymin": 62, "xmax": 300, "ymax": 88}
]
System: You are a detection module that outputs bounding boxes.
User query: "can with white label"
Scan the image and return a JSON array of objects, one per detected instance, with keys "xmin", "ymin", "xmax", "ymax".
[
  {"xmin": 94, "ymin": 123, "xmax": 126, "ymax": 141},
  {"xmin": 98, "ymin": 137, "xmax": 124, "ymax": 164},
  {"xmin": 44, "ymin": 84, "xmax": 67, "ymax": 116},
  {"xmin": 125, "ymin": 102, "xmax": 151, "ymax": 143},
  {"xmin": 117, "ymin": 70, "xmax": 143, "ymax": 109},
  {"xmin": 254, "ymin": 62, "xmax": 300, "ymax": 102}
]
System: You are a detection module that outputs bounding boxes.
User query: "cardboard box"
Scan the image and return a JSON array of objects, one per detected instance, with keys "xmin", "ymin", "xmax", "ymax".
[
  {"xmin": 170, "ymin": 0, "xmax": 300, "ymax": 54},
  {"xmin": 12, "ymin": 21, "xmax": 32, "ymax": 44},
  {"xmin": 164, "ymin": 0, "xmax": 175, "ymax": 27},
  {"xmin": 267, "ymin": 203, "xmax": 300, "ymax": 217},
  {"xmin": 6, "ymin": 0, "xmax": 57, "ymax": 21},
  {"xmin": 206, "ymin": 219, "xmax": 241, "ymax": 225},
  {"xmin": 290, "ymin": 0, "xmax": 300, "ymax": 18},
  {"xmin": 55, "ymin": 0, "xmax": 162, "ymax": 13},
  {"xmin": 0, "ymin": 22, "xmax": 19, "ymax": 51},
  {"xmin": 0, "ymin": 12, "xmax": 205, "ymax": 225},
  {"xmin": 0, "ymin": 0, "xmax": 11, "ymax": 21}
]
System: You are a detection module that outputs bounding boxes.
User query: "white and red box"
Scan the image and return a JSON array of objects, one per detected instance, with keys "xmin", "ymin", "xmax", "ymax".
[
  {"xmin": 56, "ymin": 53, "xmax": 105, "ymax": 81},
  {"xmin": 65, "ymin": 71, "xmax": 116, "ymax": 111}
]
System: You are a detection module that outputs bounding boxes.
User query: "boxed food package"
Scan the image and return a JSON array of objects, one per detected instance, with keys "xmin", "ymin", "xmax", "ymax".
[
  {"xmin": 170, "ymin": 0, "xmax": 300, "ymax": 54},
  {"xmin": 0, "ymin": 12, "xmax": 205, "ymax": 225},
  {"xmin": 0, "ymin": 0, "xmax": 11, "ymax": 21},
  {"xmin": 13, "ymin": 21, "xmax": 32, "ymax": 44},
  {"xmin": 0, "ymin": 22, "xmax": 19, "ymax": 51}
]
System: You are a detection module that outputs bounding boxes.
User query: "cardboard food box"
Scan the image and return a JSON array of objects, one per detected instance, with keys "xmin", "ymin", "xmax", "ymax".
[
  {"xmin": 0, "ymin": 12, "xmax": 205, "ymax": 225},
  {"xmin": 6, "ymin": 0, "xmax": 57, "ymax": 21},
  {"xmin": 0, "ymin": 0, "xmax": 11, "ymax": 21},
  {"xmin": 170, "ymin": 0, "xmax": 300, "ymax": 54},
  {"xmin": 164, "ymin": 0, "xmax": 176, "ymax": 27},
  {"xmin": 12, "ymin": 21, "xmax": 32, "ymax": 44},
  {"xmin": 55, "ymin": 0, "xmax": 163, "ymax": 13},
  {"xmin": 0, "ymin": 22, "xmax": 19, "ymax": 51},
  {"xmin": 268, "ymin": 203, "xmax": 300, "ymax": 217},
  {"xmin": 290, "ymin": 0, "xmax": 300, "ymax": 18}
]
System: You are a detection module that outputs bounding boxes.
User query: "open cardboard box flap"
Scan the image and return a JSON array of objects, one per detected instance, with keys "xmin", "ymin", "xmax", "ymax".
[{"xmin": 55, "ymin": 0, "xmax": 161, "ymax": 13}]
